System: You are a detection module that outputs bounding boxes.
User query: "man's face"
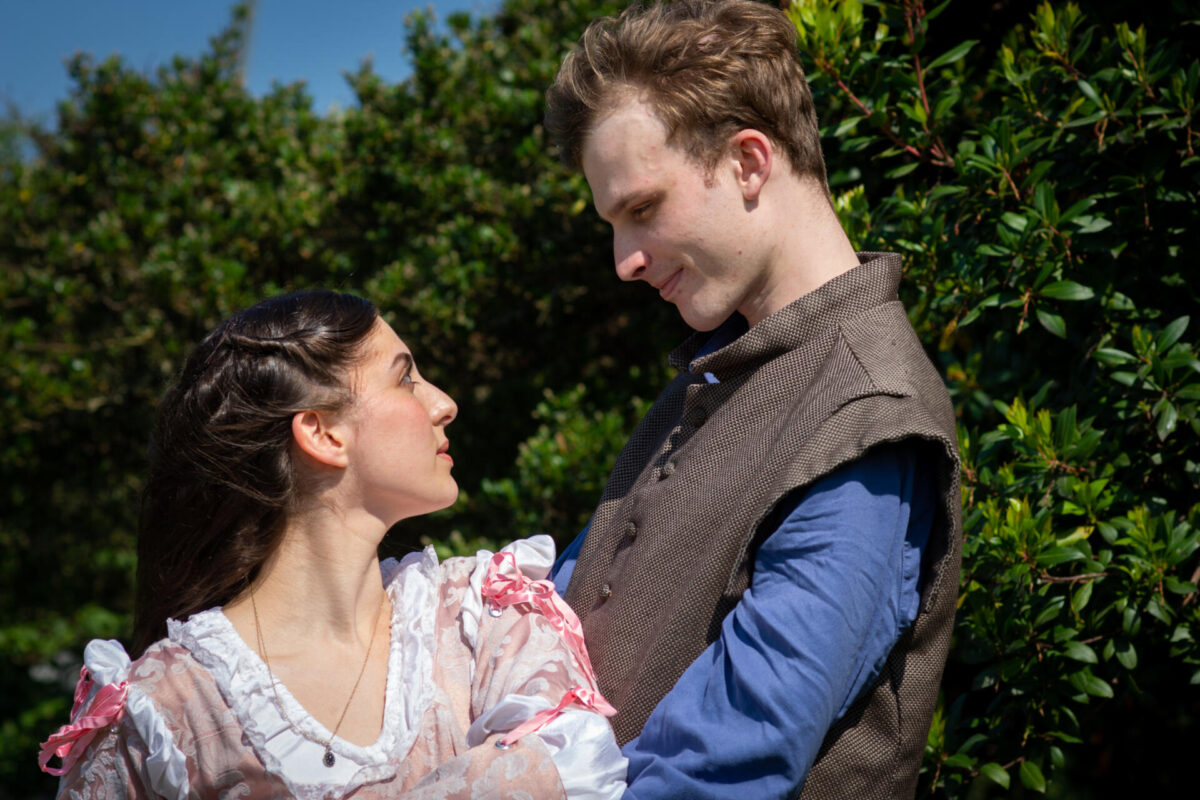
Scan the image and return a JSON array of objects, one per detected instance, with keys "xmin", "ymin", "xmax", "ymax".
[{"xmin": 581, "ymin": 97, "xmax": 767, "ymax": 332}]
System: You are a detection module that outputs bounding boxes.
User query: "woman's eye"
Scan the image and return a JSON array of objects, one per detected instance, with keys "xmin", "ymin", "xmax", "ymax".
[{"xmin": 400, "ymin": 373, "xmax": 415, "ymax": 388}]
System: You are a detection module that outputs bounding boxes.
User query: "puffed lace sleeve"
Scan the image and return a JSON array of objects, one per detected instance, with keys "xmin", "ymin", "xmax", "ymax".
[
  {"xmin": 40, "ymin": 639, "xmax": 190, "ymax": 800},
  {"xmin": 459, "ymin": 535, "xmax": 627, "ymax": 800}
]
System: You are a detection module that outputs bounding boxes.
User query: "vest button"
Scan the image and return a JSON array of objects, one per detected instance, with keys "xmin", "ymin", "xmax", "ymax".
[
  {"xmin": 689, "ymin": 406, "xmax": 708, "ymax": 426},
  {"xmin": 599, "ymin": 583, "xmax": 613, "ymax": 600},
  {"xmin": 660, "ymin": 461, "xmax": 676, "ymax": 478},
  {"xmin": 625, "ymin": 521, "xmax": 638, "ymax": 540}
]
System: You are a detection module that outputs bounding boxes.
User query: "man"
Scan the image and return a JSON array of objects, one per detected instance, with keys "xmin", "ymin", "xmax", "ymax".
[{"xmin": 545, "ymin": 1, "xmax": 961, "ymax": 799}]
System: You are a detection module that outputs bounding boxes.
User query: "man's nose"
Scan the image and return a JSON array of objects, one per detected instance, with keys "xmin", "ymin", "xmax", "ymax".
[{"xmin": 614, "ymin": 234, "xmax": 649, "ymax": 282}]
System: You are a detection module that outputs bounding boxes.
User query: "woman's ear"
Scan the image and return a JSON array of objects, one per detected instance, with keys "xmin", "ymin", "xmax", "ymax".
[
  {"xmin": 729, "ymin": 129, "xmax": 773, "ymax": 202},
  {"xmin": 291, "ymin": 410, "xmax": 349, "ymax": 468}
]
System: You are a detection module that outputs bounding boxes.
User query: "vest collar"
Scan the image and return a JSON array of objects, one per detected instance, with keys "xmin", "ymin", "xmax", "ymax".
[{"xmin": 669, "ymin": 252, "xmax": 903, "ymax": 379}]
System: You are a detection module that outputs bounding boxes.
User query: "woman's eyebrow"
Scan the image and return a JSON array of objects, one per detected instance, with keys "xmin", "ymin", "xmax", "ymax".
[{"xmin": 390, "ymin": 352, "xmax": 413, "ymax": 373}]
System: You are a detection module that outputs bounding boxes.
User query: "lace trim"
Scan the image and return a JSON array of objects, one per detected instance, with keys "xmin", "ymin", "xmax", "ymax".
[{"xmin": 167, "ymin": 548, "xmax": 440, "ymax": 799}]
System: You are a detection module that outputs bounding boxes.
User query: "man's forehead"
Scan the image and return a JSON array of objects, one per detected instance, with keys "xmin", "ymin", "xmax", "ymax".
[
  {"xmin": 582, "ymin": 99, "xmax": 681, "ymax": 188},
  {"xmin": 587, "ymin": 96, "xmax": 669, "ymax": 150}
]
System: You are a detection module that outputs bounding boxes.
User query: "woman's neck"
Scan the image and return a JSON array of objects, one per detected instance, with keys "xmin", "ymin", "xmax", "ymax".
[
  {"xmin": 225, "ymin": 506, "xmax": 389, "ymax": 649},
  {"xmin": 220, "ymin": 501, "xmax": 395, "ymax": 748}
]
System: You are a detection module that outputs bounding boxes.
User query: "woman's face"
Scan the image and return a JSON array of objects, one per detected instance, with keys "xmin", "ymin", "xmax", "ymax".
[{"xmin": 343, "ymin": 319, "xmax": 459, "ymax": 524}]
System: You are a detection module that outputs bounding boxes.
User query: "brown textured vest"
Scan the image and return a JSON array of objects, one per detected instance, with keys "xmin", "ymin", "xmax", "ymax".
[{"xmin": 564, "ymin": 253, "xmax": 962, "ymax": 799}]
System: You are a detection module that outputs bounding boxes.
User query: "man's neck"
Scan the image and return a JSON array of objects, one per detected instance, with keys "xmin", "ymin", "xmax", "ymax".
[{"xmin": 739, "ymin": 179, "xmax": 860, "ymax": 327}]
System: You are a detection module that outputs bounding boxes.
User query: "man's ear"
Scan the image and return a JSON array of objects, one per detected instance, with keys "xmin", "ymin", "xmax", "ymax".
[
  {"xmin": 291, "ymin": 410, "xmax": 349, "ymax": 469},
  {"xmin": 729, "ymin": 129, "xmax": 773, "ymax": 202}
]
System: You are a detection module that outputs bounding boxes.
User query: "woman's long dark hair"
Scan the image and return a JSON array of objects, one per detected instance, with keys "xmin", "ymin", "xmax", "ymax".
[{"xmin": 132, "ymin": 290, "xmax": 379, "ymax": 657}]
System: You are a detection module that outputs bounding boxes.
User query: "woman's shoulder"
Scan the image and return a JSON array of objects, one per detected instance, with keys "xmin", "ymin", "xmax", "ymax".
[
  {"xmin": 131, "ymin": 634, "xmax": 224, "ymax": 708},
  {"xmin": 39, "ymin": 638, "xmax": 200, "ymax": 799},
  {"xmin": 378, "ymin": 535, "xmax": 561, "ymax": 651},
  {"xmin": 383, "ymin": 535, "xmax": 556, "ymax": 608}
]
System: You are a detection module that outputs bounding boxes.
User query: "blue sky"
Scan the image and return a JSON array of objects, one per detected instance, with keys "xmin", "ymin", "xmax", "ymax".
[{"xmin": 1, "ymin": 0, "xmax": 497, "ymax": 125}]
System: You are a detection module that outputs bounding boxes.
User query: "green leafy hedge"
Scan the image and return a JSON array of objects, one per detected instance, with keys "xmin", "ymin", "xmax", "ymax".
[
  {"xmin": 794, "ymin": 0, "xmax": 1199, "ymax": 793},
  {"xmin": 2, "ymin": 1, "xmax": 1196, "ymax": 796}
]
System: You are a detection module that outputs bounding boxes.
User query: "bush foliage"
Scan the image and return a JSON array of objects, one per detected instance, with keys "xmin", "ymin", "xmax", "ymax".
[{"xmin": 2, "ymin": 0, "xmax": 1196, "ymax": 796}]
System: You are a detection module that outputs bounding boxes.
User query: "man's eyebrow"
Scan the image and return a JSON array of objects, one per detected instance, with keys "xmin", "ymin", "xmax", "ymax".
[{"xmin": 598, "ymin": 190, "xmax": 652, "ymax": 222}]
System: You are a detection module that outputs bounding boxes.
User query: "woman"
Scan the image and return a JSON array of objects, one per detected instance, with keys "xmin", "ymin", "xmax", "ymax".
[{"xmin": 38, "ymin": 291, "xmax": 626, "ymax": 799}]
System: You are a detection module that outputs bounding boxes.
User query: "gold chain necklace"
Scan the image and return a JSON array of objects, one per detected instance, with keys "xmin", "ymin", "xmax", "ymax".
[{"xmin": 249, "ymin": 587, "xmax": 386, "ymax": 769}]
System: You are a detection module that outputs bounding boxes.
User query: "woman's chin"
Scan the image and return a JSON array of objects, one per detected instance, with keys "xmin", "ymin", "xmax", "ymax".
[{"xmin": 388, "ymin": 485, "xmax": 462, "ymax": 525}]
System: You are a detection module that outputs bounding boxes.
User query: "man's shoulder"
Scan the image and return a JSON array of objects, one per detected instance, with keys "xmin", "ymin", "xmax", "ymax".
[{"xmin": 836, "ymin": 300, "xmax": 945, "ymax": 401}]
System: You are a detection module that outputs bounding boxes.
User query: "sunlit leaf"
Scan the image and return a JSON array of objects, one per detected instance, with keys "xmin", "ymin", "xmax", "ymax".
[{"xmin": 1020, "ymin": 760, "xmax": 1047, "ymax": 793}]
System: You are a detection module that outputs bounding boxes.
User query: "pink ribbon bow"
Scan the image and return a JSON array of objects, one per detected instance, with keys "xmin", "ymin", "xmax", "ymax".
[
  {"xmin": 38, "ymin": 667, "xmax": 129, "ymax": 776},
  {"xmin": 480, "ymin": 550, "xmax": 617, "ymax": 746}
]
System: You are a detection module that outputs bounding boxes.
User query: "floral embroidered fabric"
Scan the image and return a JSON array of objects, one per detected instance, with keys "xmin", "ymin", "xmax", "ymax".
[{"xmin": 47, "ymin": 537, "xmax": 626, "ymax": 800}]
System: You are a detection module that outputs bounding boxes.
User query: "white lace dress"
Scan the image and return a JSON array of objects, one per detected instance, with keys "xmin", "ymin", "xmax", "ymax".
[{"xmin": 45, "ymin": 537, "xmax": 627, "ymax": 800}]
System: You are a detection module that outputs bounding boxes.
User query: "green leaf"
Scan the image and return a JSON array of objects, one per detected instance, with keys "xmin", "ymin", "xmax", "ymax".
[
  {"xmin": 833, "ymin": 116, "xmax": 864, "ymax": 137},
  {"xmin": 1063, "ymin": 640, "xmax": 1098, "ymax": 663},
  {"xmin": 1070, "ymin": 669, "xmax": 1115, "ymax": 698},
  {"xmin": 1058, "ymin": 197, "xmax": 1095, "ymax": 225},
  {"xmin": 1164, "ymin": 576, "xmax": 1197, "ymax": 595},
  {"xmin": 885, "ymin": 161, "xmax": 920, "ymax": 179},
  {"xmin": 981, "ymin": 762, "xmax": 1010, "ymax": 789},
  {"xmin": 1072, "ymin": 580, "xmax": 1094, "ymax": 612},
  {"xmin": 1073, "ymin": 215, "xmax": 1112, "ymax": 234},
  {"xmin": 1037, "ymin": 546, "xmax": 1085, "ymax": 565},
  {"xmin": 1077, "ymin": 79, "xmax": 1103, "ymax": 108},
  {"xmin": 1037, "ymin": 308, "xmax": 1067, "ymax": 338},
  {"xmin": 1094, "ymin": 347, "xmax": 1136, "ymax": 366},
  {"xmin": 1158, "ymin": 316, "xmax": 1190, "ymax": 351},
  {"xmin": 1033, "ymin": 182, "xmax": 1056, "ymax": 219},
  {"xmin": 929, "ymin": 184, "xmax": 967, "ymax": 199},
  {"xmin": 1002, "ymin": 211, "xmax": 1029, "ymax": 232},
  {"xmin": 1160, "ymin": 351, "xmax": 1200, "ymax": 371},
  {"xmin": 1041, "ymin": 281, "xmax": 1094, "ymax": 301},
  {"xmin": 1114, "ymin": 639, "xmax": 1138, "ymax": 670},
  {"xmin": 1019, "ymin": 760, "xmax": 1047, "ymax": 793},
  {"xmin": 925, "ymin": 39, "xmax": 979, "ymax": 71},
  {"xmin": 1157, "ymin": 403, "xmax": 1178, "ymax": 440},
  {"xmin": 1035, "ymin": 596, "xmax": 1067, "ymax": 627}
]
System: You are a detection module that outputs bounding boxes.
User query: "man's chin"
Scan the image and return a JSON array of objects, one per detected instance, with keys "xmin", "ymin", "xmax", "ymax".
[{"xmin": 677, "ymin": 304, "xmax": 727, "ymax": 333}]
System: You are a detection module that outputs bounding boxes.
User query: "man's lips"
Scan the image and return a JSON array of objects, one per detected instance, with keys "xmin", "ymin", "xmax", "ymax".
[
  {"xmin": 655, "ymin": 269, "xmax": 683, "ymax": 301},
  {"xmin": 437, "ymin": 441, "xmax": 453, "ymax": 465}
]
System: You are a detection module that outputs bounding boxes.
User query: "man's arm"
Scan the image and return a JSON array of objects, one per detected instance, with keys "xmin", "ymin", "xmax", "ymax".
[{"xmin": 621, "ymin": 445, "xmax": 934, "ymax": 800}]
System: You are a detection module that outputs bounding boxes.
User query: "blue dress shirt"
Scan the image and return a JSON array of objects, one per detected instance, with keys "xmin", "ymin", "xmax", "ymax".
[{"xmin": 552, "ymin": 446, "xmax": 933, "ymax": 799}]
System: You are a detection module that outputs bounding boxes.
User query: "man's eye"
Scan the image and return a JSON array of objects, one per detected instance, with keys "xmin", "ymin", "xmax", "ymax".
[
  {"xmin": 632, "ymin": 203, "xmax": 652, "ymax": 220},
  {"xmin": 400, "ymin": 373, "xmax": 415, "ymax": 387}
]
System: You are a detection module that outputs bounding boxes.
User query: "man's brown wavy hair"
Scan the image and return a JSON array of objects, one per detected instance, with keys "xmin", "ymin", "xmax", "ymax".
[{"xmin": 545, "ymin": 0, "xmax": 828, "ymax": 186}]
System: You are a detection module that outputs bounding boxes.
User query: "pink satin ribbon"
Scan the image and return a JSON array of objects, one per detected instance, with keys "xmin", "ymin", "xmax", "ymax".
[
  {"xmin": 38, "ymin": 667, "xmax": 129, "ymax": 776},
  {"xmin": 480, "ymin": 551, "xmax": 616, "ymax": 746}
]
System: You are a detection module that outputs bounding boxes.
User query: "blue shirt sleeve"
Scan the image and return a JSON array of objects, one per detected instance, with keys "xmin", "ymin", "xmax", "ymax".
[{"xmin": 621, "ymin": 445, "xmax": 934, "ymax": 800}]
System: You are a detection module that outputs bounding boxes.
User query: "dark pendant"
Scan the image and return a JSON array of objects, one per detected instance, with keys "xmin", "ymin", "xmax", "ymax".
[{"xmin": 323, "ymin": 749, "xmax": 336, "ymax": 768}]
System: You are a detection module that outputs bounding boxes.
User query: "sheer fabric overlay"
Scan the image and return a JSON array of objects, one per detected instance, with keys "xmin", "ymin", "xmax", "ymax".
[{"xmin": 52, "ymin": 536, "xmax": 626, "ymax": 799}]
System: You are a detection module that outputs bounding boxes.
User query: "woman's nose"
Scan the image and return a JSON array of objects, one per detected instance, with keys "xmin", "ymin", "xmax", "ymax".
[{"xmin": 427, "ymin": 384, "xmax": 457, "ymax": 426}]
